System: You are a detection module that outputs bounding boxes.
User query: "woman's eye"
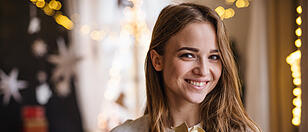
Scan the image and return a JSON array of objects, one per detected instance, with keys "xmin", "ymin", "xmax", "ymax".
[
  {"xmin": 180, "ymin": 53, "xmax": 195, "ymax": 58},
  {"xmin": 209, "ymin": 55, "xmax": 220, "ymax": 60}
]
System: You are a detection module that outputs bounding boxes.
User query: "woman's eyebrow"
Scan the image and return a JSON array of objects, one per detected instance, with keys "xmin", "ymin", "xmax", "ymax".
[
  {"xmin": 210, "ymin": 49, "xmax": 219, "ymax": 53},
  {"xmin": 177, "ymin": 47, "xmax": 199, "ymax": 52}
]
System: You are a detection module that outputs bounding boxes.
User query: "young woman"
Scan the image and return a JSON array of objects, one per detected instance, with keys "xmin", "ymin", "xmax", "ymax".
[{"xmin": 111, "ymin": 3, "xmax": 261, "ymax": 132}]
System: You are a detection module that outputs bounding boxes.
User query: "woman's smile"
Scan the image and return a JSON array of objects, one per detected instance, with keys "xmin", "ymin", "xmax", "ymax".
[{"xmin": 184, "ymin": 79, "xmax": 210, "ymax": 89}]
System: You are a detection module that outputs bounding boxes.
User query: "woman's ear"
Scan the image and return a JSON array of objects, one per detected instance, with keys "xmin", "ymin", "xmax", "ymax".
[{"xmin": 150, "ymin": 50, "xmax": 163, "ymax": 71}]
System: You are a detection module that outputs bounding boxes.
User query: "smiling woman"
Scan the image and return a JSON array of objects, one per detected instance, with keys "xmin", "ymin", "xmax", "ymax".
[
  {"xmin": 153, "ymin": 22, "xmax": 222, "ymax": 106},
  {"xmin": 111, "ymin": 3, "xmax": 261, "ymax": 132}
]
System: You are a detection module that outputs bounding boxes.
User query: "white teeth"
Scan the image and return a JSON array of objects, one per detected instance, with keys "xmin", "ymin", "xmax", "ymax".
[{"xmin": 188, "ymin": 80, "xmax": 205, "ymax": 86}]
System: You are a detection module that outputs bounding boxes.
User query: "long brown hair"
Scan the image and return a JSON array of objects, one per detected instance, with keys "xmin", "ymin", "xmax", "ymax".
[{"xmin": 144, "ymin": 3, "xmax": 261, "ymax": 132}]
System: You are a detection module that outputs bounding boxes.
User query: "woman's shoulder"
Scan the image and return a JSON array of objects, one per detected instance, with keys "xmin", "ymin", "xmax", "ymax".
[{"xmin": 110, "ymin": 115, "xmax": 150, "ymax": 132}]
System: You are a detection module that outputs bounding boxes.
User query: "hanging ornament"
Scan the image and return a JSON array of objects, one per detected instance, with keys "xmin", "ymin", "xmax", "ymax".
[
  {"xmin": 35, "ymin": 71, "xmax": 52, "ymax": 105},
  {"xmin": 0, "ymin": 68, "xmax": 27, "ymax": 104},
  {"xmin": 32, "ymin": 39, "xmax": 48, "ymax": 57},
  {"xmin": 36, "ymin": 83, "xmax": 52, "ymax": 105},
  {"xmin": 28, "ymin": 4, "xmax": 41, "ymax": 34},
  {"xmin": 48, "ymin": 37, "xmax": 81, "ymax": 97}
]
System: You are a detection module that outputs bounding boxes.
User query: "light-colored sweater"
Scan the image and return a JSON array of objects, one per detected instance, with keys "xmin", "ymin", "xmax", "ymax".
[{"xmin": 110, "ymin": 115, "xmax": 204, "ymax": 132}]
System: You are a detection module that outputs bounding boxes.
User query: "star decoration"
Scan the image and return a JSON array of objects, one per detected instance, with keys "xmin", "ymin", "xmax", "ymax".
[
  {"xmin": 28, "ymin": 5, "xmax": 40, "ymax": 34},
  {"xmin": 0, "ymin": 68, "xmax": 27, "ymax": 104},
  {"xmin": 48, "ymin": 38, "xmax": 81, "ymax": 96},
  {"xmin": 28, "ymin": 17, "xmax": 41, "ymax": 34},
  {"xmin": 32, "ymin": 39, "xmax": 47, "ymax": 57}
]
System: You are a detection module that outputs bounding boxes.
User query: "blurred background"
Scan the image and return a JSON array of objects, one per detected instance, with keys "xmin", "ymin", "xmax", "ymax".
[{"xmin": 0, "ymin": 0, "xmax": 307, "ymax": 132}]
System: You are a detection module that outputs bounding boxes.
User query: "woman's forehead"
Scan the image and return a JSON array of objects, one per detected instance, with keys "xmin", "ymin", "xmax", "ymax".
[{"xmin": 166, "ymin": 22, "xmax": 218, "ymax": 51}]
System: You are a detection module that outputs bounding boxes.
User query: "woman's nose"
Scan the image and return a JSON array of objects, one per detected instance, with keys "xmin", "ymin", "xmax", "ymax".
[{"xmin": 192, "ymin": 60, "xmax": 210, "ymax": 76}]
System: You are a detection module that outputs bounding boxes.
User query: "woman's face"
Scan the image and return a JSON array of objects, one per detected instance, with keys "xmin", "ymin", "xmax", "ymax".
[{"xmin": 161, "ymin": 22, "xmax": 222, "ymax": 104}]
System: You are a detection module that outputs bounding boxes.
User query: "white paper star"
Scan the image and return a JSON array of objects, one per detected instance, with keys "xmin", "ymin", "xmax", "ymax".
[
  {"xmin": 48, "ymin": 38, "xmax": 81, "ymax": 96},
  {"xmin": 28, "ymin": 4, "xmax": 40, "ymax": 34},
  {"xmin": 0, "ymin": 69, "xmax": 27, "ymax": 104},
  {"xmin": 28, "ymin": 17, "xmax": 41, "ymax": 34}
]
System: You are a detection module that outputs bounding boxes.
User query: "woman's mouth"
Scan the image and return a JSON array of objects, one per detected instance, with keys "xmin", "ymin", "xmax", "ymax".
[{"xmin": 185, "ymin": 79, "xmax": 209, "ymax": 87}]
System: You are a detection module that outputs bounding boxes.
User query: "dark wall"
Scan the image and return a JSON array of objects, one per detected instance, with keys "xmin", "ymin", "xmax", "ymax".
[{"xmin": 0, "ymin": 0, "xmax": 83, "ymax": 132}]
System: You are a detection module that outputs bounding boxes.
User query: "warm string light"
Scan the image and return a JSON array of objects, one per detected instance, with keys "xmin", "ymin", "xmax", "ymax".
[
  {"xmin": 287, "ymin": 2, "xmax": 302, "ymax": 127},
  {"xmin": 235, "ymin": 0, "xmax": 249, "ymax": 8},
  {"xmin": 215, "ymin": 0, "xmax": 250, "ymax": 20},
  {"xmin": 215, "ymin": 6, "xmax": 235, "ymax": 20},
  {"xmin": 29, "ymin": 0, "xmax": 73, "ymax": 30}
]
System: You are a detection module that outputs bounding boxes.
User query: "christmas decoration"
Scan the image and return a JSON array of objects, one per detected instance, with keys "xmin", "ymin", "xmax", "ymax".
[
  {"xmin": 48, "ymin": 38, "xmax": 81, "ymax": 96},
  {"xmin": 35, "ymin": 71, "xmax": 52, "ymax": 105},
  {"xmin": 32, "ymin": 39, "xmax": 48, "ymax": 57},
  {"xmin": 0, "ymin": 68, "xmax": 27, "ymax": 104},
  {"xmin": 29, "ymin": 0, "xmax": 73, "ymax": 30},
  {"xmin": 28, "ymin": 4, "xmax": 41, "ymax": 34},
  {"xmin": 36, "ymin": 83, "xmax": 52, "ymax": 105},
  {"xmin": 22, "ymin": 106, "xmax": 48, "ymax": 132}
]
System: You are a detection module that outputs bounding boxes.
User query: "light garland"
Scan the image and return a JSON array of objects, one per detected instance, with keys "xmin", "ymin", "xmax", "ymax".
[
  {"xmin": 286, "ymin": 1, "xmax": 302, "ymax": 127},
  {"xmin": 215, "ymin": 0, "xmax": 250, "ymax": 20},
  {"xmin": 29, "ymin": 0, "xmax": 74, "ymax": 30},
  {"xmin": 30, "ymin": 0, "xmax": 109, "ymax": 39}
]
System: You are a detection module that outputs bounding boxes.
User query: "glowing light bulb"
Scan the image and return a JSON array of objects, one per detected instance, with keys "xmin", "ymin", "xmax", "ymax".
[
  {"xmin": 236, "ymin": 0, "xmax": 245, "ymax": 8},
  {"xmin": 293, "ymin": 50, "xmax": 301, "ymax": 59},
  {"xmin": 55, "ymin": 1, "xmax": 62, "ymax": 10},
  {"xmin": 293, "ymin": 88, "xmax": 302, "ymax": 96},
  {"xmin": 291, "ymin": 65, "xmax": 299, "ymax": 72},
  {"xmin": 293, "ymin": 97, "xmax": 302, "ymax": 107},
  {"xmin": 48, "ymin": 0, "xmax": 61, "ymax": 10},
  {"xmin": 297, "ymin": 6, "xmax": 302, "ymax": 14},
  {"xmin": 215, "ymin": 6, "xmax": 225, "ymax": 18},
  {"xmin": 292, "ymin": 107, "xmax": 301, "ymax": 116},
  {"xmin": 36, "ymin": 0, "xmax": 45, "ymax": 8},
  {"xmin": 295, "ymin": 39, "xmax": 302, "ymax": 48},
  {"xmin": 43, "ymin": 6, "xmax": 54, "ymax": 16},
  {"xmin": 244, "ymin": 0, "xmax": 249, "ymax": 7},
  {"xmin": 293, "ymin": 78, "xmax": 301, "ymax": 86},
  {"xmin": 54, "ymin": 14, "xmax": 74, "ymax": 30},
  {"xmin": 224, "ymin": 8, "xmax": 235, "ymax": 19},
  {"xmin": 292, "ymin": 117, "xmax": 301, "ymax": 126},
  {"xmin": 286, "ymin": 55, "xmax": 292, "ymax": 64},
  {"xmin": 296, "ymin": 16, "xmax": 302, "ymax": 25},
  {"xmin": 295, "ymin": 27, "xmax": 302, "ymax": 36},
  {"xmin": 292, "ymin": 72, "xmax": 301, "ymax": 78}
]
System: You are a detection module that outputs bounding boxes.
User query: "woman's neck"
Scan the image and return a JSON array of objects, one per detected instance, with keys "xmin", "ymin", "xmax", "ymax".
[{"xmin": 168, "ymin": 97, "xmax": 201, "ymax": 128}]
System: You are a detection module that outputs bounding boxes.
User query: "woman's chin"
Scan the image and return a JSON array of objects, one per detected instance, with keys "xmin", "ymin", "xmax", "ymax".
[{"xmin": 186, "ymin": 95, "xmax": 207, "ymax": 104}]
